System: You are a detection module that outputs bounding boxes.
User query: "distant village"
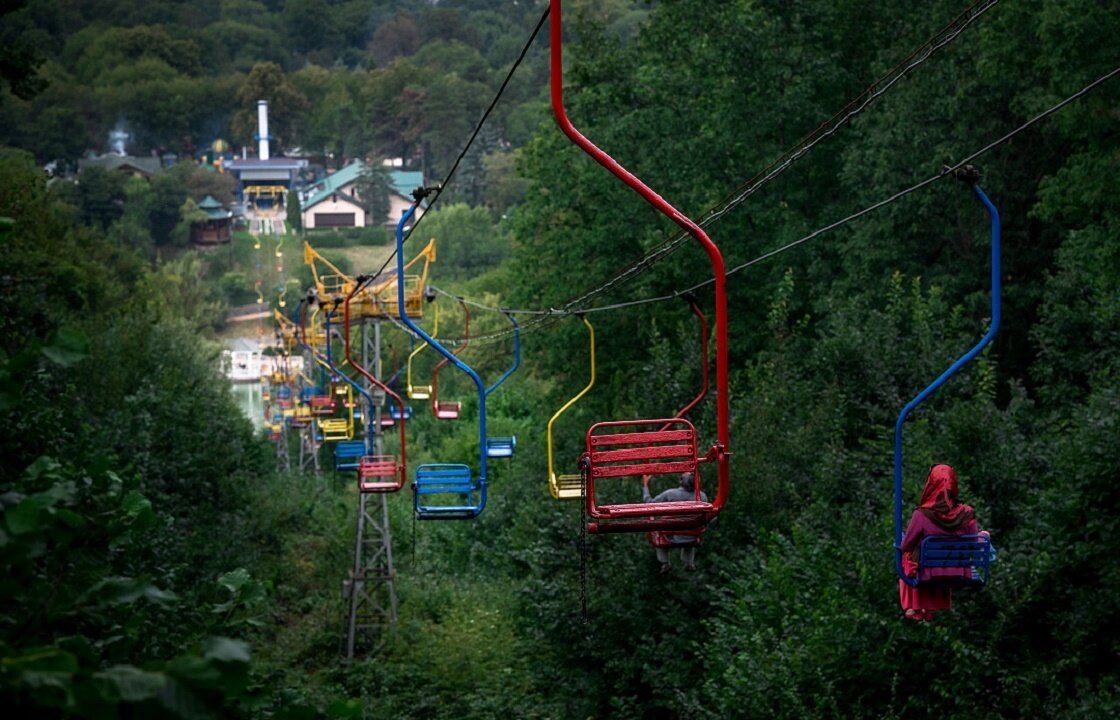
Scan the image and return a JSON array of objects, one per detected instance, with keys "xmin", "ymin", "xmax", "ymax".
[{"xmin": 72, "ymin": 100, "xmax": 426, "ymax": 245}]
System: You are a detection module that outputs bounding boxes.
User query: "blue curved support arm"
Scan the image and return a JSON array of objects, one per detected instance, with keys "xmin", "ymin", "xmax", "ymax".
[
  {"xmin": 894, "ymin": 182, "xmax": 1000, "ymax": 586},
  {"xmin": 396, "ymin": 202, "xmax": 488, "ymax": 515},
  {"xmin": 485, "ymin": 313, "xmax": 521, "ymax": 396},
  {"xmin": 322, "ymin": 303, "xmax": 379, "ymax": 455}
]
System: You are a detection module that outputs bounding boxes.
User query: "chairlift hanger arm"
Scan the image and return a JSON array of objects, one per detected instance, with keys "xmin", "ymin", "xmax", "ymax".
[
  {"xmin": 485, "ymin": 312, "xmax": 521, "ymax": 397},
  {"xmin": 663, "ymin": 294, "xmax": 709, "ymax": 428},
  {"xmin": 322, "ymin": 304, "xmax": 377, "ymax": 452},
  {"xmin": 404, "ymin": 299, "xmax": 439, "ymax": 396}
]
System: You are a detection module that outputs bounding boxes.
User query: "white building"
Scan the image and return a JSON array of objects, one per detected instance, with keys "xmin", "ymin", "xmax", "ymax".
[{"xmin": 301, "ymin": 160, "xmax": 426, "ymax": 230}]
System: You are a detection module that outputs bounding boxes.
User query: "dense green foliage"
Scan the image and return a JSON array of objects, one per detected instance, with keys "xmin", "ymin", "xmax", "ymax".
[
  {"xmin": 2, "ymin": 0, "xmax": 1119, "ymax": 718},
  {"xmin": 0, "ymin": 0, "xmax": 556, "ymax": 209}
]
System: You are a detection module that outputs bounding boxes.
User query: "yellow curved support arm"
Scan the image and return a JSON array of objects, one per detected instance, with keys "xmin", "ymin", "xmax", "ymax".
[
  {"xmin": 547, "ymin": 316, "xmax": 595, "ymax": 499},
  {"xmin": 406, "ymin": 300, "xmax": 439, "ymax": 396}
]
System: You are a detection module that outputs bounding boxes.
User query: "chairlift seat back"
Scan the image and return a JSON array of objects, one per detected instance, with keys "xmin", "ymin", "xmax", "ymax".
[
  {"xmin": 335, "ymin": 440, "xmax": 366, "ymax": 470},
  {"xmin": 552, "ymin": 473, "xmax": 583, "ymax": 499},
  {"xmin": 318, "ymin": 417, "xmax": 352, "ymax": 441},
  {"xmin": 435, "ymin": 401, "xmax": 461, "ymax": 420},
  {"xmin": 310, "ymin": 396, "xmax": 336, "ymax": 415},
  {"xmin": 916, "ymin": 534, "xmax": 994, "ymax": 588},
  {"xmin": 486, "ymin": 436, "xmax": 516, "ymax": 458},
  {"xmin": 582, "ymin": 418, "xmax": 712, "ymax": 533},
  {"xmin": 389, "ymin": 405, "xmax": 413, "ymax": 421},
  {"xmin": 358, "ymin": 455, "xmax": 402, "ymax": 492},
  {"xmin": 585, "ymin": 419, "xmax": 709, "ymax": 530},
  {"xmin": 413, "ymin": 463, "xmax": 481, "ymax": 519}
]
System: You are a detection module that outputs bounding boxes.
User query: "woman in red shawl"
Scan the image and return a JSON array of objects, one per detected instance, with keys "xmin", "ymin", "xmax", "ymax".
[{"xmin": 899, "ymin": 464, "xmax": 988, "ymax": 621}]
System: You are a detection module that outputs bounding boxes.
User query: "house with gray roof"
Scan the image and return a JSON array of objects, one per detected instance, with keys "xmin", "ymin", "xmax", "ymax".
[{"xmin": 78, "ymin": 154, "xmax": 163, "ymax": 178}]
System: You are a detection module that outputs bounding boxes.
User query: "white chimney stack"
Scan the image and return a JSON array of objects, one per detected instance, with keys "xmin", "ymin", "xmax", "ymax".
[{"xmin": 257, "ymin": 100, "xmax": 271, "ymax": 160}]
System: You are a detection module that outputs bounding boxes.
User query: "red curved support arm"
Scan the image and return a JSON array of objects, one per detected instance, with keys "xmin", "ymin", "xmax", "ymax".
[
  {"xmin": 431, "ymin": 299, "xmax": 471, "ymax": 416},
  {"xmin": 344, "ymin": 285, "xmax": 407, "ymax": 489},
  {"xmin": 549, "ymin": 0, "xmax": 730, "ymax": 513}
]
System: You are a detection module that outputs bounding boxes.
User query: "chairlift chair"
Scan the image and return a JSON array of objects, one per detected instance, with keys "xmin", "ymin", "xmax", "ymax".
[
  {"xmin": 337, "ymin": 279, "xmax": 409, "ymax": 492},
  {"xmin": 894, "ymin": 168, "xmax": 1001, "ymax": 588},
  {"xmin": 485, "ymin": 312, "xmax": 521, "ymax": 459},
  {"xmin": 394, "ymin": 201, "xmax": 489, "ymax": 519},
  {"xmin": 547, "ymin": 316, "xmax": 595, "ymax": 500},
  {"xmin": 430, "ymin": 298, "xmax": 471, "ymax": 420},
  {"xmin": 549, "ymin": 0, "xmax": 730, "ymax": 534}
]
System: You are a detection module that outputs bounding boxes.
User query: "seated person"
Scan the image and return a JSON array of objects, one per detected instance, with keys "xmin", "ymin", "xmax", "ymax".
[
  {"xmin": 642, "ymin": 472, "xmax": 707, "ymax": 573},
  {"xmin": 899, "ymin": 463, "xmax": 989, "ymax": 621}
]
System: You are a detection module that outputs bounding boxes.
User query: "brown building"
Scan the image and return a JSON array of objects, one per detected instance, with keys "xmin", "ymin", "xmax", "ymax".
[{"xmin": 191, "ymin": 195, "xmax": 232, "ymax": 245}]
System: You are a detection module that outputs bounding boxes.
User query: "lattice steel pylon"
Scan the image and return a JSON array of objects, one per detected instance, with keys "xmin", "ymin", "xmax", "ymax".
[
  {"xmin": 275, "ymin": 424, "xmax": 291, "ymax": 471},
  {"xmin": 298, "ymin": 424, "xmax": 320, "ymax": 474},
  {"xmin": 344, "ymin": 319, "xmax": 398, "ymax": 657}
]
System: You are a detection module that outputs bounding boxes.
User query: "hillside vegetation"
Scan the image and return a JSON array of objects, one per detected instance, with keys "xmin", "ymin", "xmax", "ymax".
[{"xmin": 2, "ymin": 1, "xmax": 1118, "ymax": 718}]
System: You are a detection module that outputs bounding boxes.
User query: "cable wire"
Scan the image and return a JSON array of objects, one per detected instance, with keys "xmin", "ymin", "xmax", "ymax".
[
  {"xmin": 428, "ymin": 62, "xmax": 1120, "ymax": 345},
  {"xmin": 551, "ymin": 0, "xmax": 1001, "ymax": 314},
  {"xmin": 368, "ymin": 8, "xmax": 551, "ymax": 283},
  {"xmin": 368, "ymin": 0, "xmax": 993, "ymax": 327}
]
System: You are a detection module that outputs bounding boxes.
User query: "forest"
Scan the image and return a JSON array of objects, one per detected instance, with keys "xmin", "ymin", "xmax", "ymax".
[{"xmin": 1, "ymin": 0, "xmax": 1118, "ymax": 718}]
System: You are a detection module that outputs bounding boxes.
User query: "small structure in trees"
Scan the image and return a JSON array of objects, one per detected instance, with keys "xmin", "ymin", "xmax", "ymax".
[{"xmin": 190, "ymin": 195, "xmax": 232, "ymax": 245}]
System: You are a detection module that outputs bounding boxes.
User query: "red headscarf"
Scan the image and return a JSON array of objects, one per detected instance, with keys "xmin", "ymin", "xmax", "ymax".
[{"xmin": 917, "ymin": 464, "xmax": 974, "ymax": 532}]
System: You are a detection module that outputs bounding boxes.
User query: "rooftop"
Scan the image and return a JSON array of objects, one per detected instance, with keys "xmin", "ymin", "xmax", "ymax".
[
  {"xmin": 224, "ymin": 157, "xmax": 308, "ymax": 170},
  {"xmin": 78, "ymin": 155, "xmax": 162, "ymax": 176},
  {"xmin": 197, "ymin": 195, "xmax": 230, "ymax": 221},
  {"xmin": 303, "ymin": 161, "xmax": 425, "ymax": 211}
]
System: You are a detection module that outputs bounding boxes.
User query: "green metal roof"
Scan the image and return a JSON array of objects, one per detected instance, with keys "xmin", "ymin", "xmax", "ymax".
[
  {"xmin": 198, "ymin": 195, "xmax": 229, "ymax": 221},
  {"xmin": 303, "ymin": 161, "xmax": 425, "ymax": 211},
  {"xmin": 302, "ymin": 161, "xmax": 365, "ymax": 210},
  {"xmin": 390, "ymin": 170, "xmax": 424, "ymax": 199}
]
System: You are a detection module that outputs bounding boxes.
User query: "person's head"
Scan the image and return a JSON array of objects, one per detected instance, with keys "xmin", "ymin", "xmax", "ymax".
[
  {"xmin": 680, "ymin": 472, "xmax": 696, "ymax": 492},
  {"xmin": 920, "ymin": 464, "xmax": 958, "ymax": 508},
  {"xmin": 918, "ymin": 463, "xmax": 975, "ymax": 529}
]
